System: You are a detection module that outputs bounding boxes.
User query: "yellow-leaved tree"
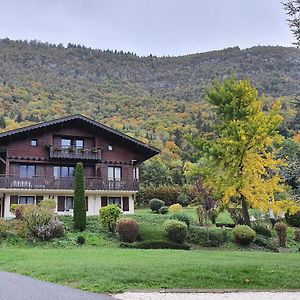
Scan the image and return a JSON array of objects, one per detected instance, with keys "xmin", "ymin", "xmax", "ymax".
[{"xmin": 189, "ymin": 79, "xmax": 299, "ymax": 226}]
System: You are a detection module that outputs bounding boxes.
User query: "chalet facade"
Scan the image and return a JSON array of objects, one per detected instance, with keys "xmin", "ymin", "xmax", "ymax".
[{"xmin": 0, "ymin": 115, "xmax": 159, "ymax": 218}]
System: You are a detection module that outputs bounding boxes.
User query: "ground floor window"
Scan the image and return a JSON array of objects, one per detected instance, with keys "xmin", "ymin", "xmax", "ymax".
[
  {"xmin": 108, "ymin": 197, "xmax": 121, "ymax": 207},
  {"xmin": 65, "ymin": 196, "xmax": 74, "ymax": 211},
  {"xmin": 19, "ymin": 196, "xmax": 34, "ymax": 205}
]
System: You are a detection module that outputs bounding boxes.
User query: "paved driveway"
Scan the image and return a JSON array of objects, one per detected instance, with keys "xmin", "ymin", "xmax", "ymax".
[{"xmin": 0, "ymin": 271, "xmax": 115, "ymax": 300}]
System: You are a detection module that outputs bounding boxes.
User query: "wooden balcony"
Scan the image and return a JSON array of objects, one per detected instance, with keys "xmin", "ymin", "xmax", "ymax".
[
  {"xmin": 0, "ymin": 175, "xmax": 139, "ymax": 191},
  {"xmin": 49, "ymin": 146, "xmax": 101, "ymax": 161}
]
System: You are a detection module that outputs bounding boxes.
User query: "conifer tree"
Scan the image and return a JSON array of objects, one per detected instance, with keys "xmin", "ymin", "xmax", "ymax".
[{"xmin": 73, "ymin": 162, "xmax": 86, "ymax": 231}]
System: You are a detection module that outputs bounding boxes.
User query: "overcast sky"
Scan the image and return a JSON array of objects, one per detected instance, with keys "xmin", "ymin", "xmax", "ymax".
[{"xmin": 0, "ymin": 0, "xmax": 294, "ymax": 56}]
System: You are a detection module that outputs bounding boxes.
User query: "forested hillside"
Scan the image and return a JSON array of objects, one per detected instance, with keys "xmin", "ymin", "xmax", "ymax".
[{"xmin": 0, "ymin": 38, "xmax": 299, "ymax": 184}]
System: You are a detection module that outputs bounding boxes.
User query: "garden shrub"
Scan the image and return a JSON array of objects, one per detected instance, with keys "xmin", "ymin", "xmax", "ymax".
[
  {"xmin": 0, "ymin": 220, "xmax": 9, "ymax": 238},
  {"xmin": 252, "ymin": 223, "xmax": 272, "ymax": 238},
  {"xmin": 39, "ymin": 199, "xmax": 56, "ymax": 210},
  {"xmin": 253, "ymin": 236, "xmax": 279, "ymax": 252},
  {"xmin": 159, "ymin": 206, "xmax": 169, "ymax": 215},
  {"xmin": 285, "ymin": 210, "xmax": 300, "ymax": 228},
  {"xmin": 170, "ymin": 213, "xmax": 192, "ymax": 228},
  {"xmin": 187, "ymin": 226, "xmax": 228, "ymax": 247},
  {"xmin": 294, "ymin": 229, "xmax": 300, "ymax": 242},
  {"xmin": 149, "ymin": 198, "xmax": 165, "ymax": 213},
  {"xmin": 177, "ymin": 193, "xmax": 190, "ymax": 207},
  {"xmin": 274, "ymin": 222, "xmax": 288, "ymax": 247},
  {"xmin": 120, "ymin": 240, "xmax": 190, "ymax": 250},
  {"xmin": 136, "ymin": 186, "xmax": 181, "ymax": 207},
  {"xmin": 21, "ymin": 205, "xmax": 53, "ymax": 237},
  {"xmin": 232, "ymin": 225, "xmax": 256, "ymax": 245},
  {"xmin": 77, "ymin": 235, "xmax": 86, "ymax": 245},
  {"xmin": 169, "ymin": 203, "xmax": 183, "ymax": 213},
  {"xmin": 10, "ymin": 204, "xmax": 19, "ymax": 216},
  {"xmin": 164, "ymin": 219, "xmax": 188, "ymax": 243},
  {"xmin": 36, "ymin": 220, "xmax": 65, "ymax": 241},
  {"xmin": 116, "ymin": 218, "xmax": 140, "ymax": 243},
  {"xmin": 73, "ymin": 162, "xmax": 86, "ymax": 231},
  {"xmin": 99, "ymin": 204, "xmax": 121, "ymax": 234}
]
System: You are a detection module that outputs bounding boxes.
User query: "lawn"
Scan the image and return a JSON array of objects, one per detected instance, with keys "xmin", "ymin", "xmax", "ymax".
[{"xmin": 0, "ymin": 248, "xmax": 300, "ymax": 293}]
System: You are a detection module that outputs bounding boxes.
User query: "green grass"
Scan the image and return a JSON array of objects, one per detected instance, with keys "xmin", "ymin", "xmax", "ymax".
[{"xmin": 0, "ymin": 248, "xmax": 299, "ymax": 293}]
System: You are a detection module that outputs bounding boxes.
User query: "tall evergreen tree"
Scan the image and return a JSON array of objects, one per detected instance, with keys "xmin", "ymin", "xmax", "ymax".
[{"xmin": 73, "ymin": 162, "xmax": 86, "ymax": 231}]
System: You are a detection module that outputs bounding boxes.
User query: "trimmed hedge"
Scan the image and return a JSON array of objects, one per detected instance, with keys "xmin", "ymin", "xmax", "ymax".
[
  {"xmin": 116, "ymin": 218, "xmax": 140, "ymax": 243},
  {"xmin": 164, "ymin": 220, "xmax": 188, "ymax": 243},
  {"xmin": 120, "ymin": 240, "xmax": 190, "ymax": 250},
  {"xmin": 149, "ymin": 198, "xmax": 165, "ymax": 213},
  {"xmin": 232, "ymin": 225, "xmax": 256, "ymax": 245},
  {"xmin": 170, "ymin": 213, "xmax": 192, "ymax": 228}
]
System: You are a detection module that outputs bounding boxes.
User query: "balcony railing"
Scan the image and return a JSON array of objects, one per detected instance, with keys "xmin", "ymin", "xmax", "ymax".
[
  {"xmin": 49, "ymin": 146, "xmax": 102, "ymax": 161},
  {"xmin": 0, "ymin": 175, "xmax": 139, "ymax": 191}
]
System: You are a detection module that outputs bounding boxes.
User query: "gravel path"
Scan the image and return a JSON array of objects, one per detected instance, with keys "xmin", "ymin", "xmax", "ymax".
[
  {"xmin": 0, "ymin": 271, "xmax": 114, "ymax": 300},
  {"xmin": 115, "ymin": 291, "xmax": 300, "ymax": 300}
]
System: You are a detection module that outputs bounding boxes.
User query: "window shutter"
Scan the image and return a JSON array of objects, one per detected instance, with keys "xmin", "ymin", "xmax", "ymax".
[
  {"xmin": 123, "ymin": 197, "xmax": 129, "ymax": 211},
  {"xmin": 36, "ymin": 196, "xmax": 44, "ymax": 205},
  {"xmin": 101, "ymin": 196, "xmax": 108, "ymax": 207},
  {"xmin": 57, "ymin": 196, "xmax": 65, "ymax": 212},
  {"xmin": 10, "ymin": 195, "xmax": 18, "ymax": 206}
]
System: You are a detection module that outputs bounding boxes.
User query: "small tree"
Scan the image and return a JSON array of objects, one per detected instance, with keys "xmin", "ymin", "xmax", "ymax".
[
  {"xmin": 99, "ymin": 204, "xmax": 121, "ymax": 234},
  {"xmin": 73, "ymin": 162, "xmax": 86, "ymax": 231}
]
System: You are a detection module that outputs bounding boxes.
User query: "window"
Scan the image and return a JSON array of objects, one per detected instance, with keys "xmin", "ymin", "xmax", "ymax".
[
  {"xmin": 19, "ymin": 196, "xmax": 34, "ymax": 205},
  {"xmin": 65, "ymin": 196, "xmax": 74, "ymax": 211},
  {"xmin": 133, "ymin": 166, "xmax": 139, "ymax": 180},
  {"xmin": 108, "ymin": 166, "xmax": 121, "ymax": 180},
  {"xmin": 61, "ymin": 138, "xmax": 71, "ymax": 148},
  {"xmin": 75, "ymin": 139, "xmax": 84, "ymax": 149},
  {"xmin": 19, "ymin": 165, "xmax": 36, "ymax": 178},
  {"xmin": 31, "ymin": 139, "xmax": 37, "ymax": 147},
  {"xmin": 108, "ymin": 145, "xmax": 113, "ymax": 151},
  {"xmin": 54, "ymin": 166, "xmax": 75, "ymax": 178},
  {"xmin": 108, "ymin": 197, "xmax": 121, "ymax": 207}
]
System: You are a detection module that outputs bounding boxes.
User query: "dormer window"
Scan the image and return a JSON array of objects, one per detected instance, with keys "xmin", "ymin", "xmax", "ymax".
[
  {"xmin": 31, "ymin": 139, "xmax": 37, "ymax": 147},
  {"xmin": 108, "ymin": 145, "xmax": 113, "ymax": 151}
]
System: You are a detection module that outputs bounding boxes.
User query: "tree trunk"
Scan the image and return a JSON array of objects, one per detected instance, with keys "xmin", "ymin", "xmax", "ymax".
[{"xmin": 241, "ymin": 196, "xmax": 251, "ymax": 226}]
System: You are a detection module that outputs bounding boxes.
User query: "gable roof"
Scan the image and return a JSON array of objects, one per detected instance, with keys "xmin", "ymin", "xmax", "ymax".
[{"xmin": 0, "ymin": 114, "xmax": 160, "ymax": 160}]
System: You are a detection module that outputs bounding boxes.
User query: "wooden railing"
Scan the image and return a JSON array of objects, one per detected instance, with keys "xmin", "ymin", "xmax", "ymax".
[
  {"xmin": 0, "ymin": 175, "xmax": 139, "ymax": 191},
  {"xmin": 49, "ymin": 146, "xmax": 101, "ymax": 160}
]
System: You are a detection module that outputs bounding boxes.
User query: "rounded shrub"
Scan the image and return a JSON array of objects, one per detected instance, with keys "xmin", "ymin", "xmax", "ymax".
[
  {"xmin": 170, "ymin": 213, "xmax": 191, "ymax": 228},
  {"xmin": 232, "ymin": 225, "xmax": 256, "ymax": 245},
  {"xmin": 99, "ymin": 204, "xmax": 121, "ymax": 234},
  {"xmin": 149, "ymin": 198, "xmax": 165, "ymax": 213},
  {"xmin": 77, "ymin": 235, "xmax": 86, "ymax": 245},
  {"xmin": 159, "ymin": 206, "xmax": 169, "ymax": 215},
  {"xmin": 252, "ymin": 223, "xmax": 272, "ymax": 238},
  {"xmin": 169, "ymin": 203, "xmax": 183, "ymax": 213},
  {"xmin": 116, "ymin": 218, "xmax": 140, "ymax": 243},
  {"xmin": 177, "ymin": 193, "xmax": 190, "ymax": 207},
  {"xmin": 164, "ymin": 219, "xmax": 188, "ymax": 244}
]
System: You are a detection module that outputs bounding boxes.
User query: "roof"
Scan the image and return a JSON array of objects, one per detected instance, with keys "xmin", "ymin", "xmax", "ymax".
[{"xmin": 0, "ymin": 114, "xmax": 160, "ymax": 160}]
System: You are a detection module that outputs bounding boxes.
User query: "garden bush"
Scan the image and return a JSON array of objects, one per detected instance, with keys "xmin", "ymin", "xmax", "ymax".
[
  {"xmin": 77, "ymin": 235, "xmax": 86, "ymax": 245},
  {"xmin": 232, "ymin": 225, "xmax": 256, "ymax": 245},
  {"xmin": 177, "ymin": 193, "xmax": 190, "ymax": 207},
  {"xmin": 39, "ymin": 199, "xmax": 56, "ymax": 210},
  {"xmin": 149, "ymin": 198, "xmax": 165, "ymax": 213},
  {"xmin": 116, "ymin": 218, "xmax": 140, "ymax": 243},
  {"xmin": 294, "ymin": 229, "xmax": 300, "ymax": 242},
  {"xmin": 215, "ymin": 210, "xmax": 235, "ymax": 228},
  {"xmin": 187, "ymin": 226, "xmax": 228, "ymax": 247},
  {"xmin": 275, "ymin": 222, "xmax": 288, "ymax": 247},
  {"xmin": 252, "ymin": 223, "xmax": 272, "ymax": 238},
  {"xmin": 99, "ymin": 204, "xmax": 121, "ymax": 234},
  {"xmin": 164, "ymin": 219, "xmax": 188, "ymax": 243},
  {"xmin": 285, "ymin": 211, "xmax": 300, "ymax": 228},
  {"xmin": 159, "ymin": 206, "xmax": 169, "ymax": 215},
  {"xmin": 120, "ymin": 240, "xmax": 190, "ymax": 250},
  {"xmin": 170, "ymin": 213, "xmax": 192, "ymax": 228},
  {"xmin": 169, "ymin": 203, "xmax": 183, "ymax": 213},
  {"xmin": 36, "ymin": 220, "xmax": 65, "ymax": 241},
  {"xmin": 0, "ymin": 220, "xmax": 9, "ymax": 238}
]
